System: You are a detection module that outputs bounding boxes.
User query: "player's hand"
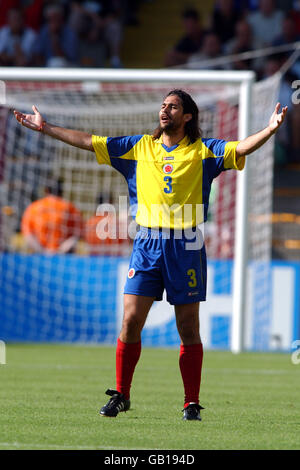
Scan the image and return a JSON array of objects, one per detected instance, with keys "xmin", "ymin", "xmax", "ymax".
[
  {"xmin": 13, "ymin": 105, "xmax": 44, "ymax": 132},
  {"xmin": 268, "ymin": 103, "xmax": 288, "ymax": 134}
]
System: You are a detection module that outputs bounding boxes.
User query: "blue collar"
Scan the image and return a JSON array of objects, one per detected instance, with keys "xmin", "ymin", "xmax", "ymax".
[{"xmin": 161, "ymin": 143, "xmax": 178, "ymax": 153}]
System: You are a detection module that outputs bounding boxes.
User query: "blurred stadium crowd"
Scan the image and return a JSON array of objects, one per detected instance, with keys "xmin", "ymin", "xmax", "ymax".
[
  {"xmin": 0, "ymin": 1, "xmax": 299, "ymax": 71},
  {"xmin": 165, "ymin": 0, "xmax": 300, "ymax": 74},
  {"xmin": 0, "ymin": 0, "xmax": 143, "ymax": 68}
]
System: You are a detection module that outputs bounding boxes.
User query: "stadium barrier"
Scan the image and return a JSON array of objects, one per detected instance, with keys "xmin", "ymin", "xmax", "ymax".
[{"xmin": 0, "ymin": 254, "xmax": 298, "ymax": 351}]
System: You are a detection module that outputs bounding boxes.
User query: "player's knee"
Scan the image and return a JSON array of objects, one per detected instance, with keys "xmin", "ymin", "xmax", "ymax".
[
  {"xmin": 177, "ymin": 320, "xmax": 200, "ymax": 344},
  {"xmin": 121, "ymin": 313, "xmax": 143, "ymax": 338}
]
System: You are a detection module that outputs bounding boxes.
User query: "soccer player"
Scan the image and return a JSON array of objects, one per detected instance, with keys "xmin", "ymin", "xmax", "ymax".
[{"xmin": 13, "ymin": 91, "xmax": 287, "ymax": 420}]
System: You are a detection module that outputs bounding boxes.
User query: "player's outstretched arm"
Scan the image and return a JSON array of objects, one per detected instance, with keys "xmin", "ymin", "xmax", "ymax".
[
  {"xmin": 13, "ymin": 106, "xmax": 94, "ymax": 152},
  {"xmin": 236, "ymin": 103, "xmax": 288, "ymax": 158}
]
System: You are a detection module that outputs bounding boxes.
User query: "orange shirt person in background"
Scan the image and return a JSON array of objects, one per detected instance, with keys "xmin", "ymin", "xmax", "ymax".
[
  {"xmin": 21, "ymin": 183, "xmax": 84, "ymax": 254},
  {"xmin": 84, "ymin": 197, "xmax": 132, "ymax": 256}
]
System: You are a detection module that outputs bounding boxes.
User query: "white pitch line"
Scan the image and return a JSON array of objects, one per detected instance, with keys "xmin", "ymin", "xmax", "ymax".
[
  {"xmin": 205, "ymin": 368, "xmax": 290, "ymax": 375},
  {"xmin": 0, "ymin": 442, "xmax": 158, "ymax": 450}
]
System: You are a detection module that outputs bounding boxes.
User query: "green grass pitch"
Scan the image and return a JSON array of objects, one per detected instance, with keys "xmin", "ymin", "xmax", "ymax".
[{"xmin": 0, "ymin": 343, "xmax": 299, "ymax": 450}]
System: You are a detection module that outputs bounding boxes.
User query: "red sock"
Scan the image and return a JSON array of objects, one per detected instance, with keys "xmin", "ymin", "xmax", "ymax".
[
  {"xmin": 116, "ymin": 338, "xmax": 141, "ymax": 400},
  {"xmin": 179, "ymin": 343, "xmax": 203, "ymax": 407}
]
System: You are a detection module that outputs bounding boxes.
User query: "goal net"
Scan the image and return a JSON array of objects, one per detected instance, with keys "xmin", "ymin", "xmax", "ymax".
[{"xmin": 0, "ymin": 69, "xmax": 281, "ymax": 350}]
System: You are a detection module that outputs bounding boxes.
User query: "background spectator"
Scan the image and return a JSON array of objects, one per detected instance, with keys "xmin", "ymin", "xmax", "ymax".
[
  {"xmin": 224, "ymin": 19, "xmax": 264, "ymax": 72},
  {"xmin": 69, "ymin": 1, "xmax": 106, "ymax": 67},
  {"xmin": 0, "ymin": 8, "xmax": 37, "ymax": 66},
  {"xmin": 84, "ymin": 212, "xmax": 130, "ymax": 255},
  {"xmin": 102, "ymin": 5, "xmax": 124, "ymax": 68},
  {"xmin": 211, "ymin": 0, "xmax": 241, "ymax": 44},
  {"xmin": 84, "ymin": 193, "xmax": 131, "ymax": 255},
  {"xmin": 272, "ymin": 12, "xmax": 300, "ymax": 46},
  {"xmin": 21, "ymin": 180, "xmax": 84, "ymax": 254},
  {"xmin": 246, "ymin": 0, "xmax": 284, "ymax": 46},
  {"xmin": 22, "ymin": 0, "xmax": 44, "ymax": 32},
  {"xmin": 34, "ymin": 4, "xmax": 78, "ymax": 67},
  {"xmin": 0, "ymin": 0, "xmax": 19, "ymax": 27},
  {"xmin": 164, "ymin": 8, "xmax": 205, "ymax": 67},
  {"xmin": 69, "ymin": 1, "xmax": 123, "ymax": 67},
  {"xmin": 272, "ymin": 12, "xmax": 300, "ymax": 77},
  {"xmin": 0, "ymin": 0, "xmax": 44, "ymax": 30},
  {"xmin": 187, "ymin": 31, "xmax": 224, "ymax": 69}
]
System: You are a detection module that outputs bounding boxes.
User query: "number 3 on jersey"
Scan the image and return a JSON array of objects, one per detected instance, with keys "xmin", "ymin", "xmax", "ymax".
[{"xmin": 164, "ymin": 176, "xmax": 172, "ymax": 194}]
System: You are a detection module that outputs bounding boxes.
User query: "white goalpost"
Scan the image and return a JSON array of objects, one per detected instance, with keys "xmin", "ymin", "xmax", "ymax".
[{"xmin": 0, "ymin": 67, "xmax": 280, "ymax": 351}]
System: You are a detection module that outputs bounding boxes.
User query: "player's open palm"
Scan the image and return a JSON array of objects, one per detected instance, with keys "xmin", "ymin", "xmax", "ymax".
[
  {"xmin": 269, "ymin": 102, "xmax": 288, "ymax": 134},
  {"xmin": 13, "ymin": 105, "xmax": 44, "ymax": 132}
]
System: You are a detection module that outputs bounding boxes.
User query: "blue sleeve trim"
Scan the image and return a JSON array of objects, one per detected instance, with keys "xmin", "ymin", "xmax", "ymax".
[
  {"xmin": 202, "ymin": 157, "xmax": 225, "ymax": 221},
  {"xmin": 106, "ymin": 135, "xmax": 143, "ymax": 158},
  {"xmin": 202, "ymin": 154, "xmax": 224, "ymax": 181},
  {"xmin": 202, "ymin": 138, "xmax": 227, "ymax": 157},
  {"xmin": 110, "ymin": 159, "xmax": 138, "ymax": 216}
]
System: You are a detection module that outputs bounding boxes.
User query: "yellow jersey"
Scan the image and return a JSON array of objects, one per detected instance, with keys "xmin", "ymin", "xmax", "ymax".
[{"xmin": 92, "ymin": 134, "xmax": 245, "ymax": 229}]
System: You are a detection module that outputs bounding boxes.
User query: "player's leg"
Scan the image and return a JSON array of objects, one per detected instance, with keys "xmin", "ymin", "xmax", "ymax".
[
  {"xmin": 116, "ymin": 293, "xmax": 154, "ymax": 398},
  {"xmin": 175, "ymin": 301, "xmax": 201, "ymax": 345},
  {"xmin": 100, "ymin": 293, "xmax": 155, "ymax": 417},
  {"xmin": 120, "ymin": 293, "xmax": 154, "ymax": 343},
  {"xmin": 100, "ymin": 227, "xmax": 163, "ymax": 417},
  {"xmin": 175, "ymin": 302, "xmax": 204, "ymax": 421},
  {"xmin": 161, "ymin": 228, "xmax": 206, "ymax": 419}
]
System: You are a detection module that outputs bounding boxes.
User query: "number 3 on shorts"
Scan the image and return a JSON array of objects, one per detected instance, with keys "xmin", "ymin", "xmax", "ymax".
[{"xmin": 187, "ymin": 268, "xmax": 197, "ymax": 287}]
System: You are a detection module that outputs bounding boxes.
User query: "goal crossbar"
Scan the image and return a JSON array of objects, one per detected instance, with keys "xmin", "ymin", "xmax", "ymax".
[{"xmin": 0, "ymin": 67, "xmax": 255, "ymax": 84}]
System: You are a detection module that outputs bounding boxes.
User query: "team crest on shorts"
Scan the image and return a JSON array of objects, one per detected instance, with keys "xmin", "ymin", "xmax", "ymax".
[
  {"xmin": 128, "ymin": 268, "xmax": 135, "ymax": 279},
  {"xmin": 163, "ymin": 163, "xmax": 173, "ymax": 174}
]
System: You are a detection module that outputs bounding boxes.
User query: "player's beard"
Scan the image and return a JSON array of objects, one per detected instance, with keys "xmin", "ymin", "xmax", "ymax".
[
  {"xmin": 159, "ymin": 119, "xmax": 181, "ymax": 135},
  {"xmin": 152, "ymin": 117, "xmax": 183, "ymax": 140}
]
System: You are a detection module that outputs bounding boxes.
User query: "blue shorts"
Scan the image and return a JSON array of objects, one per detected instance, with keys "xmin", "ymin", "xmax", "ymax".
[{"xmin": 124, "ymin": 227, "xmax": 207, "ymax": 305}]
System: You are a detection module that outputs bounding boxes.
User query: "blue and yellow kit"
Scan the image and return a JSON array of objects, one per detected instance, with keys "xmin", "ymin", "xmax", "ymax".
[{"xmin": 92, "ymin": 134, "xmax": 245, "ymax": 304}]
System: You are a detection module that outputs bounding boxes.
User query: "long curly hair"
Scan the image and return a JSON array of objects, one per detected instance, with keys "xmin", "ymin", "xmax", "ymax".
[{"xmin": 152, "ymin": 89, "xmax": 202, "ymax": 143}]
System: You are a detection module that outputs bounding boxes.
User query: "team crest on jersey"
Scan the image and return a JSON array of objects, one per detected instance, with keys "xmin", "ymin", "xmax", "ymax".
[
  {"xmin": 128, "ymin": 268, "xmax": 135, "ymax": 279},
  {"xmin": 163, "ymin": 163, "xmax": 173, "ymax": 174}
]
